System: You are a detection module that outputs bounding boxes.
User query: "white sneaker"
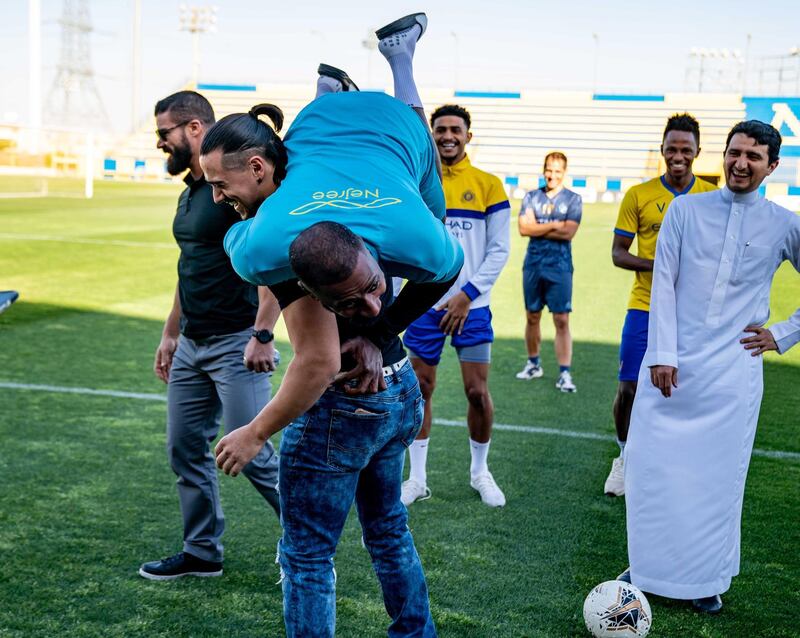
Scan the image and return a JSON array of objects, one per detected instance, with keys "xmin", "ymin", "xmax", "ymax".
[
  {"xmin": 604, "ymin": 456, "xmax": 625, "ymax": 496},
  {"xmin": 401, "ymin": 478, "xmax": 431, "ymax": 506},
  {"xmin": 555, "ymin": 370, "xmax": 576, "ymax": 393},
  {"xmin": 469, "ymin": 471, "xmax": 506, "ymax": 507},
  {"xmin": 516, "ymin": 361, "xmax": 543, "ymax": 380}
]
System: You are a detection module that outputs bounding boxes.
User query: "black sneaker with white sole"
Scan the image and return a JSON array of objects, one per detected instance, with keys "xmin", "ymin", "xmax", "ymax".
[
  {"xmin": 317, "ymin": 63, "xmax": 359, "ymax": 91},
  {"xmin": 139, "ymin": 551, "xmax": 222, "ymax": 581}
]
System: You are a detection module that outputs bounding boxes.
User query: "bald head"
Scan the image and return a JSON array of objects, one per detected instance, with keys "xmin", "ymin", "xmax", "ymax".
[{"xmin": 289, "ymin": 222, "xmax": 386, "ymax": 320}]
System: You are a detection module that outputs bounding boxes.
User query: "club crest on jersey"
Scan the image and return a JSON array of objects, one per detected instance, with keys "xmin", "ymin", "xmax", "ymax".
[{"xmin": 461, "ymin": 190, "xmax": 476, "ymax": 203}]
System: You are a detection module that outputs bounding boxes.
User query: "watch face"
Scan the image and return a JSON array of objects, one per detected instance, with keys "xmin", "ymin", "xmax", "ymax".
[{"xmin": 253, "ymin": 329, "xmax": 273, "ymax": 343}]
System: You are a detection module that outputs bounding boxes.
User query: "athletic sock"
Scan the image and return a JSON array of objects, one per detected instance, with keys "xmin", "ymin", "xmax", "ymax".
[
  {"xmin": 386, "ymin": 56, "xmax": 423, "ymax": 109},
  {"xmin": 559, "ymin": 365, "xmax": 571, "ymax": 373},
  {"xmin": 617, "ymin": 438, "xmax": 626, "ymax": 454},
  {"xmin": 379, "ymin": 24, "xmax": 423, "ymax": 108},
  {"xmin": 528, "ymin": 355, "xmax": 540, "ymax": 366},
  {"xmin": 469, "ymin": 438, "xmax": 490, "ymax": 478},
  {"xmin": 408, "ymin": 438, "xmax": 429, "ymax": 485},
  {"xmin": 315, "ymin": 75, "xmax": 342, "ymax": 98}
]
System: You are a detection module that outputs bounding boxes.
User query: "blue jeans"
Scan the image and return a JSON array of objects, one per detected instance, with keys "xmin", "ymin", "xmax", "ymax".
[{"xmin": 278, "ymin": 361, "xmax": 437, "ymax": 638}]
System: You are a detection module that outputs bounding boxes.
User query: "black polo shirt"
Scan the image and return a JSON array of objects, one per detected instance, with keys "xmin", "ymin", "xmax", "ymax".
[
  {"xmin": 268, "ymin": 277, "xmax": 407, "ymax": 368},
  {"xmin": 172, "ymin": 173, "xmax": 257, "ymax": 340}
]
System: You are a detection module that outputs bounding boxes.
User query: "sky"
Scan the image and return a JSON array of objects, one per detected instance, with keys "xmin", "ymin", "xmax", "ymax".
[{"xmin": 1, "ymin": 0, "xmax": 799, "ymax": 134}]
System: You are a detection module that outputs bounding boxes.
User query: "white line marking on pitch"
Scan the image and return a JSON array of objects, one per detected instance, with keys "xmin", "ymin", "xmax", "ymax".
[
  {"xmin": 2, "ymin": 381, "xmax": 798, "ymax": 462},
  {"xmin": 0, "ymin": 381, "xmax": 169, "ymax": 402},
  {"xmin": 0, "ymin": 233, "xmax": 176, "ymax": 249}
]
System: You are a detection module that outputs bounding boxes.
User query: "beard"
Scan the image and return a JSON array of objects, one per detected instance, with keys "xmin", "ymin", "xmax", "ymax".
[{"xmin": 165, "ymin": 137, "xmax": 192, "ymax": 175}]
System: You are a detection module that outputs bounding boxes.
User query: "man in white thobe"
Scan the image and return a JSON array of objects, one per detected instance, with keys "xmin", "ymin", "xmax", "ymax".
[{"xmin": 623, "ymin": 120, "xmax": 800, "ymax": 614}]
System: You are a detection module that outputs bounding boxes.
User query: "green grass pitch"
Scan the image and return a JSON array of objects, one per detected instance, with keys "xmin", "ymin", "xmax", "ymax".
[{"xmin": 1, "ymin": 179, "xmax": 798, "ymax": 637}]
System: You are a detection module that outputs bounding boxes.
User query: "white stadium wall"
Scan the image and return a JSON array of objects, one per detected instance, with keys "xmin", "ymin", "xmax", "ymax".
[{"xmin": 106, "ymin": 84, "xmax": 800, "ymax": 208}]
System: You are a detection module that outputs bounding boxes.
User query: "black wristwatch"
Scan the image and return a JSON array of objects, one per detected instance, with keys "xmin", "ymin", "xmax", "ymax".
[{"xmin": 251, "ymin": 328, "xmax": 275, "ymax": 344}]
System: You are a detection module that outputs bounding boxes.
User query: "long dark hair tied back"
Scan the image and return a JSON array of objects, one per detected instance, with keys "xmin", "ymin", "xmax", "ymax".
[
  {"xmin": 248, "ymin": 103, "xmax": 284, "ymax": 133},
  {"xmin": 201, "ymin": 102, "xmax": 288, "ymax": 185}
]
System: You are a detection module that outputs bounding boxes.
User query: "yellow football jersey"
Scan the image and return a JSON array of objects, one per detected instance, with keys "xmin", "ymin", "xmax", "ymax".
[
  {"xmin": 439, "ymin": 154, "xmax": 511, "ymax": 305},
  {"xmin": 615, "ymin": 175, "xmax": 717, "ymax": 311}
]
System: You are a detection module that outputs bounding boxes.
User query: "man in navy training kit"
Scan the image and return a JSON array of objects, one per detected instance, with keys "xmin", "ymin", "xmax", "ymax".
[
  {"xmin": 516, "ymin": 151, "xmax": 582, "ymax": 392},
  {"xmin": 138, "ymin": 91, "xmax": 281, "ymax": 581}
]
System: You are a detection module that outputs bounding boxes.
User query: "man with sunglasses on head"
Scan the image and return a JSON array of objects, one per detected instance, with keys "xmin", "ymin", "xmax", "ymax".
[{"xmin": 138, "ymin": 91, "xmax": 281, "ymax": 582}]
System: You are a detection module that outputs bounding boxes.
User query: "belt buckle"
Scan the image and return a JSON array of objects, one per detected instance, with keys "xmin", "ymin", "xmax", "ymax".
[{"xmin": 382, "ymin": 357, "xmax": 407, "ymax": 378}]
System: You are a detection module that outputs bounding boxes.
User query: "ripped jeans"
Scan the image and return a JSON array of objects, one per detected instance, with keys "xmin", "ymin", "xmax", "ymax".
[{"xmin": 278, "ymin": 361, "xmax": 437, "ymax": 638}]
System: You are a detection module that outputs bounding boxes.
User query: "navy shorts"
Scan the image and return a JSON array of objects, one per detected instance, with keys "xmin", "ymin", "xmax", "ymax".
[
  {"xmin": 618, "ymin": 309, "xmax": 649, "ymax": 382},
  {"xmin": 522, "ymin": 267, "xmax": 573, "ymax": 313},
  {"xmin": 403, "ymin": 306, "xmax": 493, "ymax": 366}
]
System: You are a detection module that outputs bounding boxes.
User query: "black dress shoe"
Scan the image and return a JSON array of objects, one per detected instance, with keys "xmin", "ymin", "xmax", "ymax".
[{"xmin": 692, "ymin": 594, "xmax": 723, "ymax": 614}]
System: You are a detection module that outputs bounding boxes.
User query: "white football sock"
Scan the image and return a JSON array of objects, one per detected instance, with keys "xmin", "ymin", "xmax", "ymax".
[
  {"xmin": 617, "ymin": 438, "xmax": 626, "ymax": 454},
  {"xmin": 315, "ymin": 75, "xmax": 342, "ymax": 98},
  {"xmin": 408, "ymin": 438, "xmax": 429, "ymax": 485},
  {"xmin": 379, "ymin": 24, "xmax": 423, "ymax": 109},
  {"xmin": 469, "ymin": 438, "xmax": 491, "ymax": 478}
]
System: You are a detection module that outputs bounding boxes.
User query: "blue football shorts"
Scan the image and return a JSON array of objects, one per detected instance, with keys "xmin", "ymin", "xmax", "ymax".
[
  {"xmin": 618, "ymin": 309, "xmax": 649, "ymax": 382},
  {"xmin": 522, "ymin": 266, "xmax": 573, "ymax": 314},
  {"xmin": 403, "ymin": 306, "xmax": 493, "ymax": 366}
]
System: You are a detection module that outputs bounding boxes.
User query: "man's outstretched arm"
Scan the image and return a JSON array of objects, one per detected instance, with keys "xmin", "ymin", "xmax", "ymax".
[
  {"xmin": 363, "ymin": 273, "xmax": 459, "ymax": 351},
  {"xmin": 215, "ymin": 295, "xmax": 340, "ymax": 476}
]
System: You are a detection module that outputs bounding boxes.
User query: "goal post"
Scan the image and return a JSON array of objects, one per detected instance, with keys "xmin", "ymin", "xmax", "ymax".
[{"xmin": 0, "ymin": 124, "xmax": 100, "ymax": 199}]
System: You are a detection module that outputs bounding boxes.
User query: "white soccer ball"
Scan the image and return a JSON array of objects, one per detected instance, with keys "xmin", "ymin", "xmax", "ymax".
[{"xmin": 583, "ymin": 580, "xmax": 652, "ymax": 637}]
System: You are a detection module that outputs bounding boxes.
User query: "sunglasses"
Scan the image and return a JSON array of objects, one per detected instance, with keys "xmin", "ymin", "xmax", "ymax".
[{"xmin": 156, "ymin": 120, "xmax": 192, "ymax": 141}]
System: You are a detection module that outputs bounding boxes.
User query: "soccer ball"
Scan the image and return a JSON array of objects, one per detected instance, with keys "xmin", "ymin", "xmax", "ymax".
[{"xmin": 583, "ymin": 580, "xmax": 652, "ymax": 637}]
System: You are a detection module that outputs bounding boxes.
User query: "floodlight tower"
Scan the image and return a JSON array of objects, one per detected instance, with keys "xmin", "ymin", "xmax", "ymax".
[
  {"xmin": 686, "ymin": 47, "xmax": 743, "ymax": 93},
  {"xmin": 793, "ymin": 47, "xmax": 800, "ymax": 94},
  {"xmin": 757, "ymin": 47, "xmax": 800, "ymax": 95},
  {"xmin": 46, "ymin": 0, "xmax": 110, "ymax": 131},
  {"xmin": 179, "ymin": 4, "xmax": 218, "ymax": 87}
]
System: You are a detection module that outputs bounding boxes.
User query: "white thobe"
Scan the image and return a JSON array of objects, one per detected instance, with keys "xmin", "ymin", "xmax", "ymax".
[{"xmin": 625, "ymin": 186, "xmax": 800, "ymax": 599}]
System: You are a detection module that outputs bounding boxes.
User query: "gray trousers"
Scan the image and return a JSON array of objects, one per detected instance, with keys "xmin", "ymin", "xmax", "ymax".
[{"xmin": 167, "ymin": 328, "xmax": 280, "ymax": 562}]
